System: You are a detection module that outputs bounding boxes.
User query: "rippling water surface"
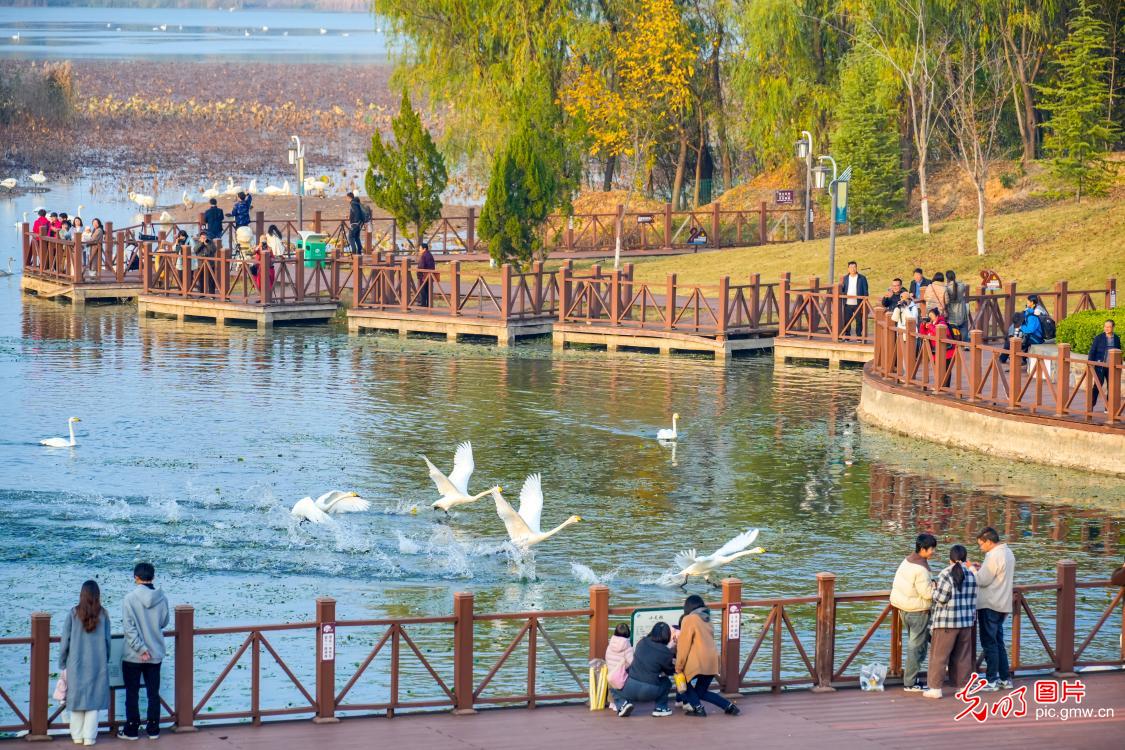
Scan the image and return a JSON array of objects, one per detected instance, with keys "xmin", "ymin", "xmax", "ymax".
[{"xmin": 0, "ymin": 276, "xmax": 1122, "ymax": 716}]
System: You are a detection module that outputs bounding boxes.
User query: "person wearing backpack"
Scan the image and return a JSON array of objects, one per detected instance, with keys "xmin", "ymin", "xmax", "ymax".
[
  {"xmin": 347, "ymin": 192, "xmax": 365, "ymax": 255},
  {"xmin": 943, "ymin": 270, "xmax": 970, "ymax": 341}
]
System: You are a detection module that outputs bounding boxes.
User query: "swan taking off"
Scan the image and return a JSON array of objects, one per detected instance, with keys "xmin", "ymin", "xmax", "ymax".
[
  {"xmin": 0, "ymin": 258, "xmax": 13, "ymax": 277},
  {"xmin": 673, "ymin": 528, "xmax": 764, "ymax": 587},
  {"xmin": 41, "ymin": 417, "xmax": 80, "ymax": 448},
  {"xmin": 491, "ymin": 474, "xmax": 581, "ymax": 549},
  {"xmin": 657, "ymin": 413, "xmax": 679, "ymax": 441},
  {"xmin": 422, "ymin": 441, "xmax": 497, "ymax": 511},
  {"xmin": 290, "ymin": 490, "xmax": 370, "ymax": 523}
]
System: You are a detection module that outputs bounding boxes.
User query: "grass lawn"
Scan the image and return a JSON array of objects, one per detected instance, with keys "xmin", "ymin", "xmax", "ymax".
[{"xmin": 593, "ymin": 193, "xmax": 1124, "ymax": 294}]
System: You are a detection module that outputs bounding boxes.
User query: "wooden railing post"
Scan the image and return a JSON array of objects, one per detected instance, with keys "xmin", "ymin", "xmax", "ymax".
[
  {"xmin": 665, "ymin": 274, "xmax": 677, "ymax": 331},
  {"xmin": 779, "ymin": 273, "xmax": 790, "ymax": 336},
  {"xmin": 399, "ymin": 257, "xmax": 410, "ymax": 312},
  {"xmin": 1054, "ymin": 280, "xmax": 1067, "ymax": 321},
  {"xmin": 711, "ymin": 202, "xmax": 721, "ymax": 248},
  {"xmin": 1054, "ymin": 560, "xmax": 1077, "ymax": 676},
  {"xmin": 812, "ymin": 573, "xmax": 836, "ymax": 692},
  {"xmin": 558, "ymin": 265, "xmax": 569, "ymax": 322},
  {"xmin": 314, "ymin": 597, "xmax": 338, "ymax": 723},
  {"xmin": 663, "ymin": 202, "xmax": 673, "ymax": 249},
  {"xmin": 453, "ymin": 592, "xmax": 475, "ymax": 714},
  {"xmin": 720, "ymin": 578, "xmax": 742, "ymax": 695},
  {"xmin": 890, "ymin": 606, "xmax": 903, "ymax": 677},
  {"xmin": 180, "ymin": 241, "xmax": 190, "ymax": 298},
  {"xmin": 27, "ymin": 612, "xmax": 50, "ymax": 740},
  {"xmin": 72, "ymin": 236, "xmax": 83, "ymax": 283},
  {"xmin": 589, "ymin": 585, "xmax": 609, "ymax": 662},
  {"xmin": 450, "ymin": 261, "xmax": 461, "ymax": 316},
  {"xmin": 969, "ymin": 330, "xmax": 983, "ymax": 400},
  {"xmin": 1107, "ymin": 349, "xmax": 1122, "ymax": 425},
  {"xmin": 460, "ymin": 207, "xmax": 474, "ymax": 254},
  {"xmin": 500, "ymin": 263, "xmax": 512, "ymax": 321},
  {"xmin": 218, "ymin": 249, "xmax": 230, "ymax": 303},
  {"xmin": 1056, "ymin": 343, "xmax": 1071, "ymax": 416},
  {"xmin": 260, "ymin": 251, "xmax": 273, "ymax": 304},
  {"xmin": 1003, "ymin": 281, "xmax": 1017, "ymax": 326},
  {"xmin": 717, "ymin": 276, "xmax": 730, "ymax": 340},
  {"xmin": 254, "ymin": 210, "xmax": 264, "ymax": 239},
  {"xmin": 1106, "ymin": 277, "xmax": 1117, "ymax": 310},
  {"xmin": 294, "ymin": 251, "xmax": 305, "ymax": 303},
  {"xmin": 352, "ymin": 253, "xmax": 361, "ymax": 308},
  {"xmin": 829, "ymin": 282, "xmax": 841, "ymax": 342},
  {"xmin": 141, "ymin": 242, "xmax": 151, "ymax": 294},
  {"xmin": 758, "ymin": 201, "xmax": 767, "ymax": 245},
  {"xmin": 532, "ymin": 261, "xmax": 545, "ymax": 314},
  {"xmin": 21, "ymin": 222, "xmax": 31, "ymax": 268},
  {"xmin": 610, "ymin": 269, "xmax": 620, "ymax": 325},
  {"xmin": 1008, "ymin": 336, "xmax": 1022, "ymax": 409},
  {"xmin": 313, "ymin": 210, "xmax": 323, "ymax": 233},
  {"xmin": 749, "ymin": 273, "xmax": 761, "ymax": 328},
  {"xmin": 904, "ymin": 319, "xmax": 918, "ymax": 385},
  {"xmin": 935, "ymin": 323, "xmax": 949, "ymax": 391},
  {"xmin": 173, "ymin": 605, "xmax": 196, "ymax": 732}
]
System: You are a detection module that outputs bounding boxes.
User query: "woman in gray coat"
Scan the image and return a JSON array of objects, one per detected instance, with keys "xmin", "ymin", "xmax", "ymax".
[{"xmin": 59, "ymin": 580, "xmax": 111, "ymax": 746}]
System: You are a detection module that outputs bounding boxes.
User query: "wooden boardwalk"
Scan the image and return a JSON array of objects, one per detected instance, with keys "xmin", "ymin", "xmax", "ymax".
[{"xmin": 66, "ymin": 674, "xmax": 1123, "ymax": 750}]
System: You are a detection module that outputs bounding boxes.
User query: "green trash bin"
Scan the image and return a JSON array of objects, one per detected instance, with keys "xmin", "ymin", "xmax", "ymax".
[{"xmin": 296, "ymin": 231, "xmax": 329, "ymax": 268}]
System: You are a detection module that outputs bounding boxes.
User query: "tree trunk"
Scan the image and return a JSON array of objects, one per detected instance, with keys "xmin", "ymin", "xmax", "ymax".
[
  {"xmin": 975, "ymin": 181, "xmax": 986, "ymax": 255},
  {"xmin": 918, "ymin": 159, "xmax": 931, "ymax": 235},
  {"xmin": 671, "ymin": 130, "xmax": 688, "ymax": 209},
  {"xmin": 1018, "ymin": 75, "xmax": 1037, "ymax": 164},
  {"xmin": 692, "ymin": 118, "xmax": 706, "ymax": 208},
  {"xmin": 602, "ymin": 155, "xmax": 616, "ymax": 192}
]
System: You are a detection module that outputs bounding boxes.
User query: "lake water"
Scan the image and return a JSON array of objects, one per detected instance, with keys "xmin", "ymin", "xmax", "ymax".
[{"xmin": 0, "ymin": 6, "xmax": 391, "ymax": 61}]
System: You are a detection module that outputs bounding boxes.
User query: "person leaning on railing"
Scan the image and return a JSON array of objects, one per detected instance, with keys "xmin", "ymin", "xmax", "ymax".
[
  {"xmin": 998, "ymin": 298, "xmax": 1044, "ymax": 365},
  {"xmin": 889, "ymin": 533, "xmax": 936, "ymax": 693},
  {"xmin": 1088, "ymin": 319, "xmax": 1121, "ymax": 407}
]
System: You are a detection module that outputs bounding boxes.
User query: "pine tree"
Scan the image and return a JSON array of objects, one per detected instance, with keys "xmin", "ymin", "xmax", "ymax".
[
  {"xmin": 1037, "ymin": 0, "xmax": 1118, "ymax": 201},
  {"xmin": 365, "ymin": 91, "xmax": 448, "ymax": 248},
  {"xmin": 831, "ymin": 48, "xmax": 904, "ymax": 230},
  {"xmin": 478, "ymin": 119, "xmax": 572, "ymax": 268}
]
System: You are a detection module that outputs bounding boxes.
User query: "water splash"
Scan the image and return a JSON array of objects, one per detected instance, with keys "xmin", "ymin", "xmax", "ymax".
[
  {"xmin": 150, "ymin": 494, "xmax": 182, "ymax": 523},
  {"xmin": 396, "ymin": 530, "xmax": 421, "ymax": 554},
  {"xmin": 382, "ymin": 499, "xmax": 421, "ymax": 516},
  {"xmin": 570, "ymin": 562, "xmax": 618, "ymax": 585}
]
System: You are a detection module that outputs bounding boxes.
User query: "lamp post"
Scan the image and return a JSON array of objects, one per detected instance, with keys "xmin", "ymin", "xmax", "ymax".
[
  {"xmin": 287, "ymin": 135, "xmax": 306, "ymax": 230},
  {"xmin": 795, "ymin": 131, "xmax": 813, "ymax": 241},
  {"xmin": 814, "ymin": 155, "xmax": 838, "ymax": 284}
]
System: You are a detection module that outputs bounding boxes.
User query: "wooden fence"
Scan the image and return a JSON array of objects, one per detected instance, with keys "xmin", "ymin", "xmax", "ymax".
[
  {"xmin": 2, "ymin": 562, "xmax": 1120, "ymax": 737},
  {"xmin": 869, "ymin": 308, "xmax": 1124, "ymax": 426},
  {"xmin": 558, "ymin": 265, "xmax": 781, "ymax": 339},
  {"xmin": 780, "ymin": 275, "xmax": 1119, "ymax": 346}
]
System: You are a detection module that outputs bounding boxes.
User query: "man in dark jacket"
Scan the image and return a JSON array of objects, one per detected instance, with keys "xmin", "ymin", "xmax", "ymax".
[
  {"xmin": 838, "ymin": 260, "xmax": 870, "ymax": 338},
  {"xmin": 1088, "ymin": 319, "xmax": 1121, "ymax": 406},
  {"xmin": 347, "ymin": 192, "xmax": 364, "ymax": 254},
  {"xmin": 881, "ymin": 278, "xmax": 905, "ymax": 310},
  {"xmin": 229, "ymin": 191, "xmax": 251, "ymax": 229},
  {"xmin": 202, "ymin": 199, "xmax": 224, "ymax": 251},
  {"xmin": 910, "ymin": 268, "xmax": 930, "ymax": 298},
  {"xmin": 416, "ymin": 241, "xmax": 436, "ymax": 307}
]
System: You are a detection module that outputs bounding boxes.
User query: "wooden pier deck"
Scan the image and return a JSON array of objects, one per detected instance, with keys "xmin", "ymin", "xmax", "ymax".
[{"xmin": 46, "ymin": 672, "xmax": 1122, "ymax": 750}]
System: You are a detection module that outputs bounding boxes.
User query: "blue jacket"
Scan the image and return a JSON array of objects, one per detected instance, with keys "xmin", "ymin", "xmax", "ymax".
[
  {"xmin": 1019, "ymin": 311, "xmax": 1044, "ymax": 345},
  {"xmin": 229, "ymin": 195, "xmax": 252, "ymax": 228},
  {"xmin": 1088, "ymin": 332, "xmax": 1121, "ymax": 364}
]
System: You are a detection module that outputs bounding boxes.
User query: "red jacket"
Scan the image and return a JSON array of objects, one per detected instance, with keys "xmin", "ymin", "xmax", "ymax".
[
  {"xmin": 33, "ymin": 216, "xmax": 50, "ymax": 236},
  {"xmin": 920, "ymin": 315, "xmax": 955, "ymax": 360}
]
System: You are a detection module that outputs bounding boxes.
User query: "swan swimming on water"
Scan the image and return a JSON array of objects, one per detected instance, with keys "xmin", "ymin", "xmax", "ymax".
[
  {"xmin": 0, "ymin": 258, "xmax": 14, "ymax": 276},
  {"xmin": 657, "ymin": 413, "xmax": 679, "ymax": 441},
  {"xmin": 422, "ymin": 441, "xmax": 498, "ymax": 511},
  {"xmin": 290, "ymin": 490, "xmax": 370, "ymax": 523},
  {"xmin": 41, "ymin": 417, "xmax": 80, "ymax": 448},
  {"xmin": 673, "ymin": 528, "xmax": 764, "ymax": 587},
  {"xmin": 491, "ymin": 474, "xmax": 582, "ymax": 549}
]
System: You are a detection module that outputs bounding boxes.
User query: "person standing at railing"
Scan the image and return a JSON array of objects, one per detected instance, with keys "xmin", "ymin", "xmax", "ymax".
[
  {"xmin": 920, "ymin": 309, "xmax": 956, "ymax": 387},
  {"xmin": 347, "ymin": 192, "xmax": 365, "ymax": 255},
  {"xmin": 968, "ymin": 527, "xmax": 1015, "ymax": 692},
  {"xmin": 1088, "ymin": 319, "xmax": 1121, "ymax": 407},
  {"xmin": 998, "ymin": 299, "xmax": 1044, "ymax": 364},
  {"xmin": 923, "ymin": 544, "xmax": 977, "ymax": 699},
  {"xmin": 838, "ymin": 260, "xmax": 868, "ymax": 338},
  {"xmin": 33, "ymin": 208, "xmax": 50, "ymax": 236},
  {"xmin": 675, "ymin": 594, "xmax": 739, "ymax": 717},
  {"xmin": 416, "ymin": 241, "xmax": 436, "ymax": 307},
  {"xmin": 889, "ymin": 533, "xmax": 936, "ymax": 693},
  {"xmin": 881, "ymin": 278, "xmax": 905, "ymax": 310},
  {"xmin": 59, "ymin": 580, "xmax": 111, "ymax": 747},
  {"xmin": 118, "ymin": 562, "xmax": 169, "ymax": 741},
  {"xmin": 229, "ymin": 191, "xmax": 252, "ymax": 230},
  {"xmin": 944, "ymin": 271, "xmax": 969, "ymax": 342},
  {"xmin": 910, "ymin": 268, "xmax": 930, "ymax": 299},
  {"xmin": 203, "ymin": 198, "xmax": 224, "ymax": 253}
]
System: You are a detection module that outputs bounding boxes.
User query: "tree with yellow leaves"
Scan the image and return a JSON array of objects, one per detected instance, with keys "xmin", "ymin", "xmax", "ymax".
[{"xmin": 563, "ymin": 0, "xmax": 694, "ymax": 266}]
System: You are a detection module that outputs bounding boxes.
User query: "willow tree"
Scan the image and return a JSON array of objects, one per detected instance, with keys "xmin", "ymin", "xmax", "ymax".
[
  {"xmin": 364, "ymin": 91, "xmax": 448, "ymax": 249},
  {"xmin": 563, "ymin": 0, "xmax": 694, "ymax": 267}
]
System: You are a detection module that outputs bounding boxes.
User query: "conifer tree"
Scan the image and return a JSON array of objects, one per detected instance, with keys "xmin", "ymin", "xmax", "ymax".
[
  {"xmin": 1037, "ymin": 0, "xmax": 1118, "ymax": 201},
  {"xmin": 832, "ymin": 49, "xmax": 904, "ymax": 230},
  {"xmin": 365, "ymin": 91, "xmax": 448, "ymax": 248}
]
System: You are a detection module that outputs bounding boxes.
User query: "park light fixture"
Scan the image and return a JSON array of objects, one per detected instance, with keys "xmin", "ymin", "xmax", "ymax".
[
  {"xmin": 813, "ymin": 164, "xmax": 830, "ymax": 190},
  {"xmin": 797, "ymin": 130, "xmax": 814, "ymax": 241},
  {"xmin": 795, "ymin": 137, "xmax": 810, "ymax": 160},
  {"xmin": 289, "ymin": 135, "xmax": 306, "ymax": 229}
]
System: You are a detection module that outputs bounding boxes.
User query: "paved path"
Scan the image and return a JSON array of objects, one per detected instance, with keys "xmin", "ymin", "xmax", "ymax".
[{"xmin": 66, "ymin": 674, "xmax": 1125, "ymax": 750}]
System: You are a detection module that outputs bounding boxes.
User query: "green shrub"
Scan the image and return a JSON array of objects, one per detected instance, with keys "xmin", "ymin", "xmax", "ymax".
[
  {"xmin": 999, "ymin": 172, "xmax": 1018, "ymax": 189},
  {"xmin": 1056, "ymin": 307, "xmax": 1124, "ymax": 354}
]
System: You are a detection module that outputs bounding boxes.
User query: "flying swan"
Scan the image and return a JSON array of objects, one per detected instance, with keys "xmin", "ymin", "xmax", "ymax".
[
  {"xmin": 41, "ymin": 417, "xmax": 80, "ymax": 448},
  {"xmin": 673, "ymin": 528, "xmax": 764, "ymax": 587},
  {"xmin": 491, "ymin": 473, "xmax": 581, "ymax": 549},
  {"xmin": 422, "ymin": 441, "xmax": 497, "ymax": 511},
  {"xmin": 290, "ymin": 490, "xmax": 370, "ymax": 523},
  {"xmin": 657, "ymin": 413, "xmax": 679, "ymax": 441}
]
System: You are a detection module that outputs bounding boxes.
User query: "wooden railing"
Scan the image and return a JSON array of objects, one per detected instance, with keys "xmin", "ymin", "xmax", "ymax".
[
  {"xmin": 779, "ymin": 275, "xmax": 1119, "ymax": 346},
  {"xmin": 558, "ymin": 265, "xmax": 780, "ymax": 339},
  {"xmin": 352, "ymin": 259, "xmax": 560, "ymax": 322},
  {"xmin": 3, "ymin": 562, "xmax": 1119, "ymax": 737},
  {"xmin": 21, "ymin": 224, "xmax": 129, "ymax": 285},
  {"xmin": 869, "ymin": 308, "xmax": 1124, "ymax": 426}
]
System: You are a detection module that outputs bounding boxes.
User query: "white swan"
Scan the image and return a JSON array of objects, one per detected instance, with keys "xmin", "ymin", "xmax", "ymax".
[
  {"xmin": 303, "ymin": 178, "xmax": 326, "ymax": 197},
  {"xmin": 0, "ymin": 178, "xmax": 16, "ymax": 191},
  {"xmin": 491, "ymin": 474, "xmax": 582, "ymax": 549},
  {"xmin": 157, "ymin": 211, "xmax": 174, "ymax": 223},
  {"xmin": 264, "ymin": 180, "xmax": 290, "ymax": 196},
  {"xmin": 247, "ymin": 178, "xmax": 258, "ymax": 195},
  {"xmin": 201, "ymin": 182, "xmax": 220, "ymax": 200},
  {"xmin": 422, "ymin": 441, "xmax": 497, "ymax": 511},
  {"xmin": 182, "ymin": 191, "xmax": 194, "ymax": 209},
  {"xmin": 29, "ymin": 171, "xmax": 46, "ymax": 185},
  {"xmin": 74, "ymin": 204, "xmax": 84, "ymax": 218},
  {"xmin": 0, "ymin": 258, "xmax": 14, "ymax": 276},
  {"xmin": 224, "ymin": 179, "xmax": 244, "ymax": 196},
  {"xmin": 41, "ymin": 417, "xmax": 80, "ymax": 448},
  {"xmin": 673, "ymin": 528, "xmax": 765, "ymax": 587},
  {"xmin": 657, "ymin": 413, "xmax": 679, "ymax": 441},
  {"xmin": 128, "ymin": 191, "xmax": 155, "ymax": 211},
  {"xmin": 290, "ymin": 490, "xmax": 370, "ymax": 523}
]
